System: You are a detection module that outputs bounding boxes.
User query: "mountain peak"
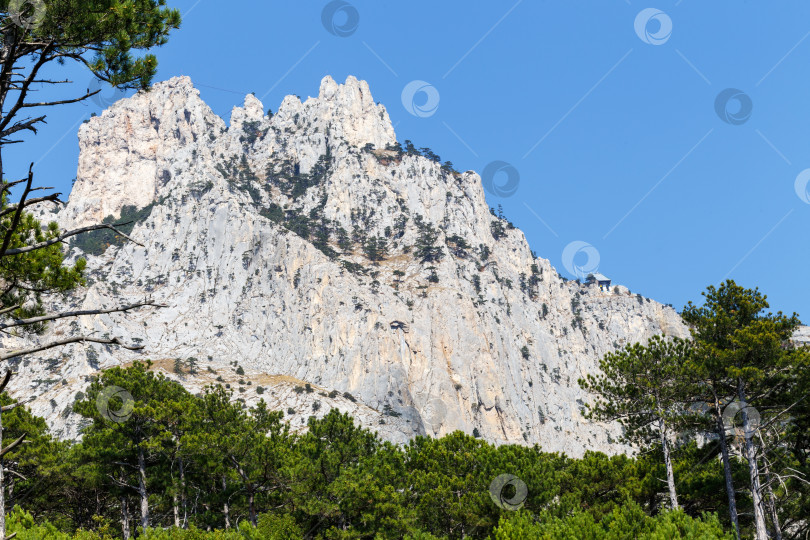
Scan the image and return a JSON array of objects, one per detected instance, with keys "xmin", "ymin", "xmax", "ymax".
[
  {"xmin": 156, "ymin": 75, "xmax": 195, "ymax": 91},
  {"xmin": 230, "ymin": 93, "xmax": 264, "ymax": 129},
  {"xmin": 64, "ymin": 75, "xmax": 396, "ymax": 229},
  {"xmin": 318, "ymin": 74, "xmax": 339, "ymax": 97},
  {"xmin": 318, "ymin": 74, "xmax": 367, "ymax": 100},
  {"xmin": 63, "ymin": 75, "xmax": 223, "ymax": 230},
  {"xmin": 275, "ymin": 74, "xmax": 395, "ymax": 150}
]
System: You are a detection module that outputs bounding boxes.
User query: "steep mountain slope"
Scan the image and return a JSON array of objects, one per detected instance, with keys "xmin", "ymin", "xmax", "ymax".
[{"xmin": 10, "ymin": 76, "xmax": 692, "ymax": 456}]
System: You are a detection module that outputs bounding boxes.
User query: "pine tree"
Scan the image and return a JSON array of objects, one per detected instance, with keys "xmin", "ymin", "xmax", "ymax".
[
  {"xmin": 413, "ymin": 215, "xmax": 444, "ymax": 264},
  {"xmin": 74, "ymin": 362, "xmax": 185, "ymax": 534},
  {"xmin": 580, "ymin": 335, "xmax": 696, "ymax": 510},
  {"xmin": 682, "ymin": 280, "xmax": 805, "ymax": 540}
]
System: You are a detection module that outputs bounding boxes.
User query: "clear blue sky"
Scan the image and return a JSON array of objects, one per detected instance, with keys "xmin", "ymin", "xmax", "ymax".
[{"xmin": 10, "ymin": 1, "xmax": 810, "ymax": 318}]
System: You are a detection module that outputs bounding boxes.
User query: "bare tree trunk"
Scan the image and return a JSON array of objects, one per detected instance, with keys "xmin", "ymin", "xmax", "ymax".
[
  {"xmin": 121, "ymin": 496, "xmax": 131, "ymax": 540},
  {"xmin": 738, "ymin": 386, "xmax": 768, "ymax": 540},
  {"xmin": 222, "ymin": 475, "xmax": 230, "ymax": 529},
  {"xmin": 758, "ymin": 433, "xmax": 782, "ymax": 540},
  {"xmin": 170, "ymin": 458, "xmax": 179, "ymax": 527},
  {"xmin": 0, "ymin": 402, "xmax": 6, "ymax": 540},
  {"xmin": 179, "ymin": 457, "xmax": 188, "ymax": 528},
  {"xmin": 172, "ymin": 488, "xmax": 180, "ymax": 528},
  {"xmin": 763, "ymin": 474, "xmax": 782, "ymax": 540},
  {"xmin": 137, "ymin": 445, "xmax": 150, "ymax": 531},
  {"xmin": 717, "ymin": 417, "xmax": 741, "ymax": 539},
  {"xmin": 714, "ymin": 394, "xmax": 741, "ymax": 540},
  {"xmin": 659, "ymin": 417, "xmax": 680, "ymax": 510}
]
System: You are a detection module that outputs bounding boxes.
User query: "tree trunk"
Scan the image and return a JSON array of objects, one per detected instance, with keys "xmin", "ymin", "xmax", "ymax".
[
  {"xmin": 137, "ymin": 445, "xmax": 150, "ymax": 530},
  {"xmin": 222, "ymin": 475, "xmax": 230, "ymax": 529},
  {"xmin": 121, "ymin": 496, "xmax": 131, "ymax": 540},
  {"xmin": 179, "ymin": 457, "xmax": 188, "ymax": 528},
  {"xmin": 248, "ymin": 487, "xmax": 256, "ymax": 527},
  {"xmin": 0, "ymin": 403, "xmax": 6, "ymax": 540},
  {"xmin": 737, "ymin": 385, "xmax": 768, "ymax": 540},
  {"xmin": 230, "ymin": 455, "xmax": 257, "ymax": 527},
  {"xmin": 172, "ymin": 487, "xmax": 180, "ymax": 528},
  {"xmin": 658, "ymin": 417, "xmax": 680, "ymax": 510},
  {"xmin": 171, "ymin": 456, "xmax": 179, "ymax": 527},
  {"xmin": 763, "ymin": 473, "xmax": 782, "ymax": 540},
  {"xmin": 202, "ymin": 503, "xmax": 211, "ymax": 531},
  {"xmin": 758, "ymin": 433, "xmax": 782, "ymax": 540},
  {"xmin": 714, "ymin": 399, "xmax": 741, "ymax": 540}
]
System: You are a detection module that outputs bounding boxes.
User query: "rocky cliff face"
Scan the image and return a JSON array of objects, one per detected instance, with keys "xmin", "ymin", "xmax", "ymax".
[{"xmin": 8, "ymin": 75, "xmax": 697, "ymax": 457}]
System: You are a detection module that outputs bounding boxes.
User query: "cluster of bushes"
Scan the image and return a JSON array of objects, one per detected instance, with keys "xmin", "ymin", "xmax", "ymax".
[
  {"xmin": 4, "ymin": 503, "xmax": 730, "ymax": 539},
  {"xmin": 265, "ymin": 153, "xmax": 331, "ymax": 201}
]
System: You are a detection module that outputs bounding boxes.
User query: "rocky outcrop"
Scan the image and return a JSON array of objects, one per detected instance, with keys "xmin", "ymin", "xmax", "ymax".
[
  {"xmin": 62, "ymin": 77, "xmax": 226, "ymax": 230},
  {"xmin": 795, "ymin": 326, "xmax": 810, "ymax": 347},
  {"xmin": 8, "ymin": 76, "xmax": 692, "ymax": 457}
]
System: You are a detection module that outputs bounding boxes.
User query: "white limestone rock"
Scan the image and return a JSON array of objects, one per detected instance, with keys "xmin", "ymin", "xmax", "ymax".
[
  {"xmin": 13, "ymin": 75, "xmax": 700, "ymax": 457},
  {"xmin": 794, "ymin": 326, "xmax": 810, "ymax": 347}
]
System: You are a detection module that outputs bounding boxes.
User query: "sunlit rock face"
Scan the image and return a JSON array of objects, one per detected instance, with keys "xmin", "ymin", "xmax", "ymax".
[
  {"xmin": 10, "ymin": 75, "xmax": 697, "ymax": 457},
  {"xmin": 794, "ymin": 326, "xmax": 810, "ymax": 347}
]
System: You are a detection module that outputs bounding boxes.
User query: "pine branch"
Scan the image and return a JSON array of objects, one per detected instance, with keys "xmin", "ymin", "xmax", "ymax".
[
  {"xmin": 0, "ymin": 301, "xmax": 164, "ymax": 330},
  {"xmin": 0, "ymin": 397, "xmax": 35, "ymax": 413},
  {"xmin": 0, "ymin": 306, "xmax": 21, "ymax": 317},
  {"xmin": 3, "ymin": 222, "xmax": 144, "ymax": 256},
  {"xmin": 0, "ymin": 434, "xmax": 26, "ymax": 458},
  {"xmin": 0, "ymin": 115, "xmax": 47, "ymax": 139},
  {"xmin": 0, "ymin": 164, "xmax": 34, "ymax": 258},
  {"xmin": 0, "ymin": 193, "xmax": 62, "ymax": 218},
  {"xmin": 0, "ymin": 178, "xmax": 30, "ymax": 194},
  {"xmin": 0, "ymin": 371, "xmax": 11, "ymax": 393},
  {"xmin": 1, "ymin": 470, "xmax": 26, "ymax": 481},
  {"xmin": 20, "ymin": 89, "xmax": 98, "ymax": 108},
  {"xmin": 1, "ymin": 336, "xmax": 143, "ymax": 361}
]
